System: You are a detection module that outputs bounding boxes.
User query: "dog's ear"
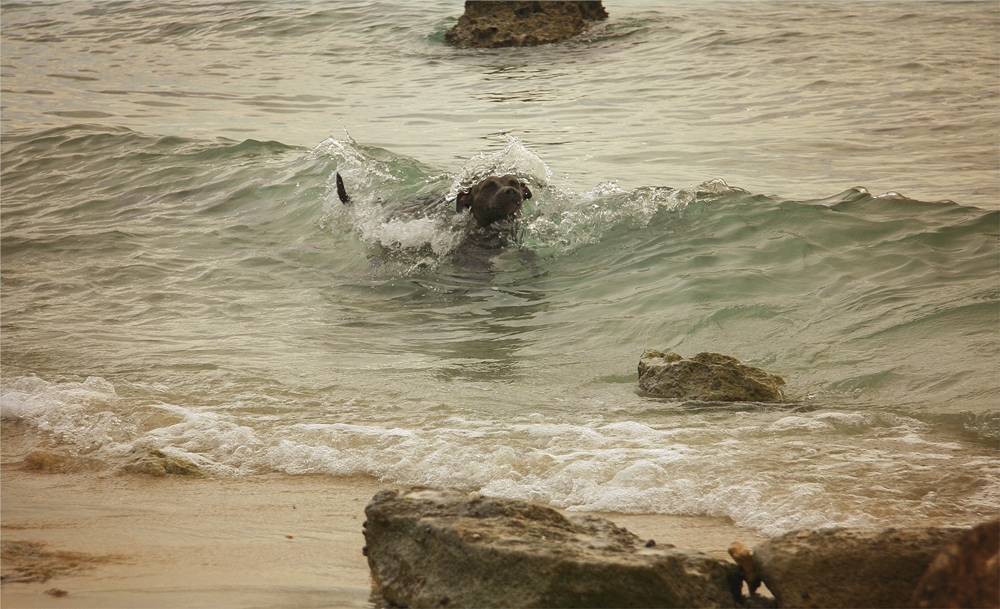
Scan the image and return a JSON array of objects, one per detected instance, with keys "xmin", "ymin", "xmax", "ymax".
[
  {"xmin": 520, "ymin": 182, "xmax": 532, "ymax": 200},
  {"xmin": 456, "ymin": 190, "xmax": 472, "ymax": 213}
]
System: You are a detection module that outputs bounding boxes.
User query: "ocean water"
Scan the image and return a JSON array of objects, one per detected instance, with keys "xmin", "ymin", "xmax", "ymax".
[{"xmin": 2, "ymin": 1, "xmax": 998, "ymax": 538}]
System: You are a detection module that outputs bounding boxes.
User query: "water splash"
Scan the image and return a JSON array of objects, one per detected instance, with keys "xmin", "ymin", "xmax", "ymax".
[
  {"xmin": 313, "ymin": 134, "xmax": 714, "ymax": 264},
  {"xmin": 450, "ymin": 133, "xmax": 553, "ymax": 198}
]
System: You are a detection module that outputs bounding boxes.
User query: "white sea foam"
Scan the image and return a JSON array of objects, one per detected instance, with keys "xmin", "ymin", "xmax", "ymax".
[
  {"xmin": 3, "ymin": 373, "xmax": 995, "ymax": 535},
  {"xmin": 1, "ymin": 376, "xmax": 134, "ymax": 453},
  {"xmin": 361, "ymin": 215, "xmax": 460, "ymax": 255},
  {"xmin": 1, "ymin": 376, "xmax": 118, "ymax": 419}
]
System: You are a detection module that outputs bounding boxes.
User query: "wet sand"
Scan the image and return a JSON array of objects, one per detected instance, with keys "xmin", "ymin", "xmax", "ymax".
[
  {"xmin": 1, "ymin": 468, "xmax": 388, "ymax": 608},
  {"xmin": 2, "ymin": 463, "xmax": 764, "ymax": 608}
]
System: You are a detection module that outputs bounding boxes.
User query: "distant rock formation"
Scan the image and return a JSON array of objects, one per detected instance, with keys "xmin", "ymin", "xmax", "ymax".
[
  {"xmin": 363, "ymin": 487, "xmax": 742, "ymax": 608},
  {"xmin": 751, "ymin": 525, "xmax": 968, "ymax": 608},
  {"xmin": 910, "ymin": 519, "xmax": 1000, "ymax": 609},
  {"xmin": 445, "ymin": 1, "xmax": 609, "ymax": 49},
  {"xmin": 638, "ymin": 350, "xmax": 786, "ymax": 402}
]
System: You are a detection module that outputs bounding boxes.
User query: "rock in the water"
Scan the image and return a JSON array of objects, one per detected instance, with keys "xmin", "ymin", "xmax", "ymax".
[
  {"xmin": 363, "ymin": 487, "xmax": 742, "ymax": 608},
  {"xmin": 122, "ymin": 449, "xmax": 204, "ymax": 477},
  {"xmin": 22, "ymin": 450, "xmax": 69, "ymax": 473},
  {"xmin": 910, "ymin": 519, "xmax": 999, "ymax": 609},
  {"xmin": 21, "ymin": 449, "xmax": 97, "ymax": 473},
  {"xmin": 445, "ymin": 1, "xmax": 608, "ymax": 49},
  {"xmin": 638, "ymin": 350, "xmax": 786, "ymax": 402},
  {"xmin": 752, "ymin": 525, "xmax": 968, "ymax": 608}
]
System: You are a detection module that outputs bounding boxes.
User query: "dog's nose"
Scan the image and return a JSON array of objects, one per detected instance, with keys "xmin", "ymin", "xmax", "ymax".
[{"xmin": 501, "ymin": 186, "xmax": 521, "ymax": 199}]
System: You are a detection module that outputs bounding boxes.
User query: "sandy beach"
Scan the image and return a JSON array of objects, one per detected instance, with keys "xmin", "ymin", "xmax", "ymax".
[
  {"xmin": 2, "ymin": 468, "xmax": 387, "ymax": 608},
  {"xmin": 2, "ymin": 431, "xmax": 761, "ymax": 608}
]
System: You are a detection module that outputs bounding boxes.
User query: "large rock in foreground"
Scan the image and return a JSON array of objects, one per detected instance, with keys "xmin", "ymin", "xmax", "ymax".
[
  {"xmin": 752, "ymin": 525, "xmax": 968, "ymax": 608},
  {"xmin": 638, "ymin": 350, "xmax": 786, "ymax": 402},
  {"xmin": 445, "ymin": 1, "xmax": 608, "ymax": 49},
  {"xmin": 363, "ymin": 487, "xmax": 741, "ymax": 608},
  {"xmin": 910, "ymin": 519, "xmax": 1000, "ymax": 609}
]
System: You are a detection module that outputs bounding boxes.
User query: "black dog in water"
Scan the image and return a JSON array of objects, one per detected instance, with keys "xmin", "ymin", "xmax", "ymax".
[
  {"xmin": 336, "ymin": 172, "xmax": 532, "ymax": 228},
  {"xmin": 335, "ymin": 172, "xmax": 536, "ymax": 271}
]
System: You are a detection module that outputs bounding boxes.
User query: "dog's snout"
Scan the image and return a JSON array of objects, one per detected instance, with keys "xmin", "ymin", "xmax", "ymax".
[
  {"xmin": 458, "ymin": 175, "xmax": 532, "ymax": 227},
  {"xmin": 501, "ymin": 186, "xmax": 521, "ymax": 199}
]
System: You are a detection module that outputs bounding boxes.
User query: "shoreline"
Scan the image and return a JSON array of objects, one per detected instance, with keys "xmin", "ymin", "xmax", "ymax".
[{"xmin": 1, "ymin": 467, "xmax": 764, "ymax": 608}]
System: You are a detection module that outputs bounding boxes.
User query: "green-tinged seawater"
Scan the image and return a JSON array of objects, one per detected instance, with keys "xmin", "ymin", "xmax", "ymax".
[{"xmin": 2, "ymin": 1, "xmax": 998, "ymax": 536}]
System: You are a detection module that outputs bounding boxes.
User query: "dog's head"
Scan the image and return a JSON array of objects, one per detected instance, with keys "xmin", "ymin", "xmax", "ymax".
[{"xmin": 456, "ymin": 175, "xmax": 533, "ymax": 227}]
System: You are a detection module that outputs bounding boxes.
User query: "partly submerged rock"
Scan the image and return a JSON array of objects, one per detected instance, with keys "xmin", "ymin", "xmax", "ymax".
[
  {"xmin": 638, "ymin": 350, "xmax": 786, "ymax": 402},
  {"xmin": 121, "ymin": 449, "xmax": 204, "ymax": 477},
  {"xmin": 910, "ymin": 519, "xmax": 999, "ymax": 609},
  {"xmin": 752, "ymin": 525, "xmax": 968, "ymax": 608},
  {"xmin": 20, "ymin": 449, "xmax": 101, "ymax": 473},
  {"xmin": 445, "ymin": 1, "xmax": 608, "ymax": 49},
  {"xmin": 363, "ymin": 487, "xmax": 742, "ymax": 608},
  {"xmin": 22, "ymin": 450, "xmax": 68, "ymax": 472}
]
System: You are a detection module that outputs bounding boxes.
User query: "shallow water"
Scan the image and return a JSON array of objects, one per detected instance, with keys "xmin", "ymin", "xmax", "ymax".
[{"xmin": 2, "ymin": 1, "xmax": 998, "ymax": 537}]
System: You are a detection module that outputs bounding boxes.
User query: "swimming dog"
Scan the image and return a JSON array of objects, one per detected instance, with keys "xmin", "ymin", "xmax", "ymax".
[{"xmin": 335, "ymin": 172, "xmax": 532, "ymax": 228}]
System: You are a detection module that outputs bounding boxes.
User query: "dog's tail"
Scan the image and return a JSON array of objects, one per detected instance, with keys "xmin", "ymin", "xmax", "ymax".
[{"xmin": 335, "ymin": 173, "xmax": 351, "ymax": 204}]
